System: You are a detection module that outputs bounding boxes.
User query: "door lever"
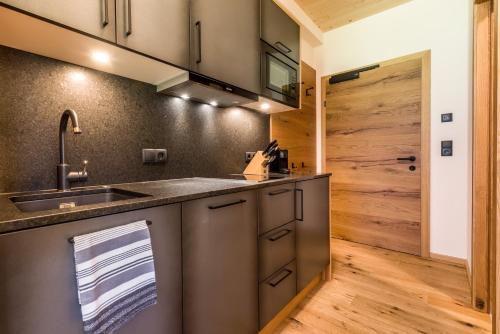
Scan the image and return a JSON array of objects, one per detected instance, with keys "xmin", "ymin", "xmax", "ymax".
[{"xmin": 397, "ymin": 156, "xmax": 416, "ymax": 162}]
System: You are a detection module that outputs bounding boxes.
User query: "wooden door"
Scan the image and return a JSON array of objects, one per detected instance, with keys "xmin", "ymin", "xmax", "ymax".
[{"xmin": 326, "ymin": 58, "xmax": 423, "ymax": 255}]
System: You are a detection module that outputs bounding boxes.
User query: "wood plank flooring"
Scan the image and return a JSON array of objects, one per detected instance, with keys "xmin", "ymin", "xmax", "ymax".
[{"xmin": 273, "ymin": 239, "xmax": 491, "ymax": 334}]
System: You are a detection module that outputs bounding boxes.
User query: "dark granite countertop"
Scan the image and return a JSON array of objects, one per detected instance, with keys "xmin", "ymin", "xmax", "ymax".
[{"xmin": 0, "ymin": 173, "xmax": 331, "ymax": 234}]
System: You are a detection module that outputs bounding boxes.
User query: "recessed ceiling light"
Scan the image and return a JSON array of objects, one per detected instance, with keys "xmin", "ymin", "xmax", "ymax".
[
  {"xmin": 180, "ymin": 94, "xmax": 190, "ymax": 100},
  {"xmin": 260, "ymin": 102, "xmax": 271, "ymax": 110},
  {"xmin": 91, "ymin": 51, "xmax": 110, "ymax": 64},
  {"xmin": 209, "ymin": 101, "xmax": 218, "ymax": 107}
]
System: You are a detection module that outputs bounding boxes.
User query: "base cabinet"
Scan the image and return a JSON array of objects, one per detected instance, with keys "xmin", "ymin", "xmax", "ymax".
[
  {"xmin": 0, "ymin": 205, "xmax": 182, "ymax": 334},
  {"xmin": 182, "ymin": 190, "xmax": 259, "ymax": 334},
  {"xmin": 296, "ymin": 177, "xmax": 330, "ymax": 291}
]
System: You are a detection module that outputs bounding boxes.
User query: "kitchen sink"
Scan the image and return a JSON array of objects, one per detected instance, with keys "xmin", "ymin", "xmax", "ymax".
[{"xmin": 10, "ymin": 187, "xmax": 150, "ymax": 213}]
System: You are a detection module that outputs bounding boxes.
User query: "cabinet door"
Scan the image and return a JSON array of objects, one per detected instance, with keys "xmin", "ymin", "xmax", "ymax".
[
  {"xmin": 182, "ymin": 191, "xmax": 258, "ymax": 334},
  {"xmin": 295, "ymin": 177, "xmax": 330, "ymax": 291},
  {"xmin": 189, "ymin": 0, "xmax": 260, "ymax": 93},
  {"xmin": 2, "ymin": 0, "xmax": 116, "ymax": 42},
  {"xmin": 116, "ymin": 0, "xmax": 189, "ymax": 67},
  {"xmin": 0, "ymin": 205, "xmax": 182, "ymax": 334},
  {"xmin": 261, "ymin": 0, "xmax": 300, "ymax": 63}
]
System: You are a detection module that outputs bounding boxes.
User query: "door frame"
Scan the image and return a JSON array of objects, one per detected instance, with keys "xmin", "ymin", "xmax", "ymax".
[{"xmin": 321, "ymin": 50, "xmax": 431, "ymax": 258}]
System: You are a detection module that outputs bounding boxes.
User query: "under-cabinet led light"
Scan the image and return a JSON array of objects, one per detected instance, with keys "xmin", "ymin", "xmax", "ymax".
[
  {"xmin": 91, "ymin": 51, "xmax": 110, "ymax": 64},
  {"xmin": 180, "ymin": 94, "xmax": 190, "ymax": 100},
  {"xmin": 209, "ymin": 101, "xmax": 218, "ymax": 107},
  {"xmin": 260, "ymin": 103, "xmax": 271, "ymax": 110}
]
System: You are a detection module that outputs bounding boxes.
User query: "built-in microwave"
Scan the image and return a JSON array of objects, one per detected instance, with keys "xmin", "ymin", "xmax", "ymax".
[{"xmin": 261, "ymin": 41, "xmax": 300, "ymax": 108}]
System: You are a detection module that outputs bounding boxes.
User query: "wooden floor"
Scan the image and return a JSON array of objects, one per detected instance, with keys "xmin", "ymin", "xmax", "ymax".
[{"xmin": 274, "ymin": 239, "xmax": 491, "ymax": 334}]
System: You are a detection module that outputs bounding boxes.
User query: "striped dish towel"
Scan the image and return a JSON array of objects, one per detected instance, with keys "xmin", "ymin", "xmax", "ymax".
[{"xmin": 73, "ymin": 220, "xmax": 157, "ymax": 334}]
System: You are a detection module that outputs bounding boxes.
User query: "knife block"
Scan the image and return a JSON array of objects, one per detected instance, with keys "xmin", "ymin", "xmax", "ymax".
[{"xmin": 243, "ymin": 151, "xmax": 269, "ymax": 176}]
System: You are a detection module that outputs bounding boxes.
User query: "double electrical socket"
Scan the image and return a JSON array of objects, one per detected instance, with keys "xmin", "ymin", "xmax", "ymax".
[{"xmin": 143, "ymin": 149, "xmax": 167, "ymax": 164}]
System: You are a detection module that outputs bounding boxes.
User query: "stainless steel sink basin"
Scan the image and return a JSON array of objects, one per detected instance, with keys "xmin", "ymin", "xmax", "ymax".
[{"xmin": 10, "ymin": 187, "xmax": 150, "ymax": 213}]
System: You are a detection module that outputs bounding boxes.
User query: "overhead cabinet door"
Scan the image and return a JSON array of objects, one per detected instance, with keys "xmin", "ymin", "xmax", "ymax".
[
  {"xmin": 2, "ymin": 0, "xmax": 116, "ymax": 42},
  {"xmin": 189, "ymin": 0, "xmax": 260, "ymax": 93},
  {"xmin": 261, "ymin": 0, "xmax": 300, "ymax": 63},
  {"xmin": 116, "ymin": 0, "xmax": 189, "ymax": 67}
]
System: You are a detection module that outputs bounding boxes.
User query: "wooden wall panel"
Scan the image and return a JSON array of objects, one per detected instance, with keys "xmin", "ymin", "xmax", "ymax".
[
  {"xmin": 271, "ymin": 61, "xmax": 317, "ymax": 173},
  {"xmin": 473, "ymin": 0, "xmax": 493, "ymax": 313}
]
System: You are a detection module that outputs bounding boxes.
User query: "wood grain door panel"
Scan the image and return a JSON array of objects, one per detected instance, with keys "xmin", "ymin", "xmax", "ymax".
[{"xmin": 327, "ymin": 58, "xmax": 422, "ymax": 255}]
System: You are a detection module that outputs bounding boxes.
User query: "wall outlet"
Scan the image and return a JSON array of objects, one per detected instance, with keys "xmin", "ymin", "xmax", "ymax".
[
  {"xmin": 245, "ymin": 151, "xmax": 256, "ymax": 163},
  {"xmin": 441, "ymin": 141, "xmax": 453, "ymax": 156},
  {"xmin": 142, "ymin": 149, "xmax": 167, "ymax": 164}
]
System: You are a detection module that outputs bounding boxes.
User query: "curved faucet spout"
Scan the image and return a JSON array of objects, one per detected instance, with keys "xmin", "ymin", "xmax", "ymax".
[
  {"xmin": 59, "ymin": 109, "xmax": 81, "ymax": 164},
  {"xmin": 57, "ymin": 109, "xmax": 88, "ymax": 191}
]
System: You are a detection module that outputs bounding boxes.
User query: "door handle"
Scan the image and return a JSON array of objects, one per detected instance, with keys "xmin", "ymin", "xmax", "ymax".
[
  {"xmin": 195, "ymin": 21, "xmax": 202, "ymax": 64},
  {"xmin": 268, "ymin": 269, "xmax": 293, "ymax": 287},
  {"xmin": 397, "ymin": 156, "xmax": 416, "ymax": 162},
  {"xmin": 101, "ymin": 0, "xmax": 109, "ymax": 27},
  {"xmin": 125, "ymin": 0, "xmax": 132, "ymax": 36},
  {"xmin": 208, "ymin": 199, "xmax": 246, "ymax": 210},
  {"xmin": 295, "ymin": 189, "xmax": 304, "ymax": 221},
  {"xmin": 268, "ymin": 229, "xmax": 292, "ymax": 242},
  {"xmin": 274, "ymin": 41, "xmax": 292, "ymax": 54}
]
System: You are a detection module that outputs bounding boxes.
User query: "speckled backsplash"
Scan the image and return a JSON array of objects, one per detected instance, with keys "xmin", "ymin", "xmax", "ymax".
[{"xmin": 0, "ymin": 46, "xmax": 270, "ymax": 193}]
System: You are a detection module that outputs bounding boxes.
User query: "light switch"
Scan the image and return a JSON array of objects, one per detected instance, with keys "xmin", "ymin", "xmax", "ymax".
[
  {"xmin": 441, "ymin": 113, "xmax": 453, "ymax": 123},
  {"xmin": 441, "ymin": 141, "xmax": 453, "ymax": 156}
]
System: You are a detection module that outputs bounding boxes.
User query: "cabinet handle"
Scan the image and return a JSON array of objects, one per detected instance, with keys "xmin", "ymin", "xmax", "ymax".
[
  {"xmin": 295, "ymin": 189, "xmax": 304, "ymax": 221},
  {"xmin": 101, "ymin": 0, "xmax": 109, "ymax": 27},
  {"xmin": 208, "ymin": 199, "xmax": 246, "ymax": 210},
  {"xmin": 268, "ymin": 229, "xmax": 292, "ymax": 242},
  {"xmin": 274, "ymin": 41, "xmax": 292, "ymax": 54},
  {"xmin": 268, "ymin": 188, "xmax": 292, "ymax": 196},
  {"xmin": 268, "ymin": 269, "xmax": 293, "ymax": 287},
  {"xmin": 195, "ymin": 21, "xmax": 202, "ymax": 64},
  {"xmin": 125, "ymin": 0, "xmax": 132, "ymax": 36}
]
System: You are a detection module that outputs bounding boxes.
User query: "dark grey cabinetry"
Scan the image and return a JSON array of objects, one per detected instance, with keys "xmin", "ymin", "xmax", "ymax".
[
  {"xmin": 182, "ymin": 191, "xmax": 259, "ymax": 334},
  {"xmin": 115, "ymin": 0, "xmax": 189, "ymax": 66},
  {"xmin": 296, "ymin": 177, "xmax": 330, "ymax": 291},
  {"xmin": 2, "ymin": 0, "xmax": 117, "ymax": 42},
  {"xmin": 2, "ymin": 0, "xmax": 190, "ymax": 66},
  {"xmin": 261, "ymin": 0, "xmax": 300, "ymax": 63},
  {"xmin": 0, "ymin": 205, "xmax": 182, "ymax": 334},
  {"xmin": 258, "ymin": 182, "xmax": 296, "ymax": 234},
  {"xmin": 189, "ymin": 0, "xmax": 261, "ymax": 93}
]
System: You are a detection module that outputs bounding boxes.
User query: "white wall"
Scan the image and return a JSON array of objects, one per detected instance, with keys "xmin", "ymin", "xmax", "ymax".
[{"xmin": 318, "ymin": 0, "xmax": 474, "ymax": 260}]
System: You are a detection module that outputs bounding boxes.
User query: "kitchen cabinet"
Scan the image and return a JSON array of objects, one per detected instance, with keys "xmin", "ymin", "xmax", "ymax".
[
  {"xmin": 182, "ymin": 191, "xmax": 258, "ymax": 334},
  {"xmin": 261, "ymin": 0, "xmax": 300, "ymax": 63},
  {"xmin": 115, "ymin": 0, "xmax": 189, "ymax": 67},
  {"xmin": 0, "ymin": 205, "xmax": 182, "ymax": 334},
  {"xmin": 258, "ymin": 182, "xmax": 296, "ymax": 235},
  {"xmin": 189, "ymin": 0, "xmax": 261, "ymax": 94},
  {"xmin": 1, "ymin": 0, "xmax": 116, "ymax": 42},
  {"xmin": 295, "ymin": 177, "xmax": 330, "ymax": 291}
]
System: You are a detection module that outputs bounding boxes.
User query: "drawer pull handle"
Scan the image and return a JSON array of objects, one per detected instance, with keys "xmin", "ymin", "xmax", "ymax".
[
  {"xmin": 208, "ymin": 199, "xmax": 246, "ymax": 210},
  {"xmin": 295, "ymin": 189, "xmax": 304, "ymax": 221},
  {"xmin": 101, "ymin": 0, "xmax": 109, "ymax": 27},
  {"xmin": 268, "ymin": 229, "xmax": 292, "ymax": 242},
  {"xmin": 269, "ymin": 269, "xmax": 293, "ymax": 287},
  {"xmin": 268, "ymin": 189, "xmax": 292, "ymax": 196}
]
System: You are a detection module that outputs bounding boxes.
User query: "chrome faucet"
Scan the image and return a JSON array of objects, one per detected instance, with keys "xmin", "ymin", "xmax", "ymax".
[{"xmin": 57, "ymin": 109, "xmax": 88, "ymax": 191}]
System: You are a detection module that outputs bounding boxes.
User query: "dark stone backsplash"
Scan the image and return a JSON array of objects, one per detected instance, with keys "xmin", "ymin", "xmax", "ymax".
[{"xmin": 0, "ymin": 46, "xmax": 269, "ymax": 193}]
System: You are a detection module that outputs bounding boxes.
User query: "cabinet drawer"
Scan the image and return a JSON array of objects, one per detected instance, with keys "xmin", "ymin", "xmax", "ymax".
[
  {"xmin": 259, "ymin": 261, "xmax": 297, "ymax": 329},
  {"xmin": 259, "ymin": 221, "xmax": 295, "ymax": 281},
  {"xmin": 259, "ymin": 183, "xmax": 295, "ymax": 234}
]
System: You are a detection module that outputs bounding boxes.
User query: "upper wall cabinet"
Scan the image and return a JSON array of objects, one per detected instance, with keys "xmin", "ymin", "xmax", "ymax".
[
  {"xmin": 2, "ymin": 0, "xmax": 190, "ymax": 67},
  {"xmin": 189, "ymin": 0, "xmax": 261, "ymax": 94},
  {"xmin": 1, "ymin": 0, "xmax": 116, "ymax": 42},
  {"xmin": 261, "ymin": 0, "xmax": 300, "ymax": 63},
  {"xmin": 115, "ymin": 0, "xmax": 189, "ymax": 68}
]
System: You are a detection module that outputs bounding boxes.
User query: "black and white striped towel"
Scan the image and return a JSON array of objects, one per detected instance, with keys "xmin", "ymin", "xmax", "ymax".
[{"xmin": 73, "ymin": 220, "xmax": 157, "ymax": 334}]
